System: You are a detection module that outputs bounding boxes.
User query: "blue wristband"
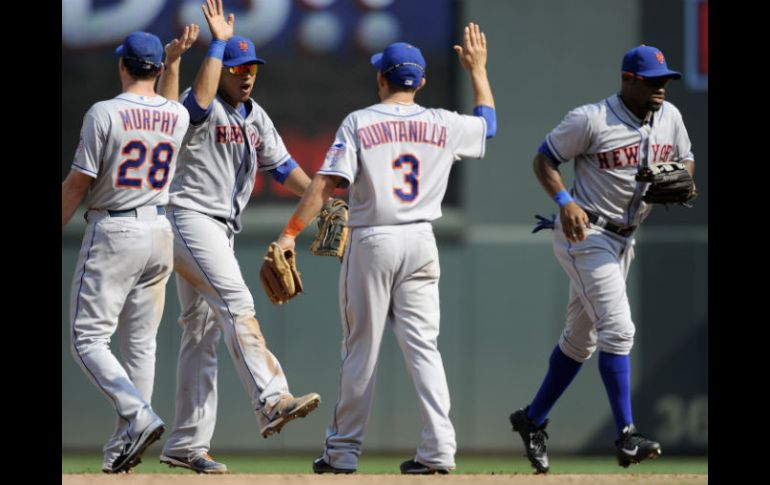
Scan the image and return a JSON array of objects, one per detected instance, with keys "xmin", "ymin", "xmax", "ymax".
[
  {"xmin": 554, "ymin": 189, "xmax": 573, "ymax": 207},
  {"xmin": 207, "ymin": 39, "xmax": 226, "ymax": 60}
]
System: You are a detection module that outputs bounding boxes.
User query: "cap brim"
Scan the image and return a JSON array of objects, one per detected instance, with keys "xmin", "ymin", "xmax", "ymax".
[
  {"xmin": 115, "ymin": 45, "xmax": 124, "ymax": 56},
  {"xmin": 370, "ymin": 52, "xmax": 384, "ymax": 69},
  {"xmin": 223, "ymin": 56, "xmax": 266, "ymax": 67},
  {"xmin": 638, "ymin": 69, "xmax": 682, "ymax": 80}
]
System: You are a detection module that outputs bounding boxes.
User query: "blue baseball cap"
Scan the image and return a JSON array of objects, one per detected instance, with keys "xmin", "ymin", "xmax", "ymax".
[
  {"xmin": 115, "ymin": 31, "xmax": 163, "ymax": 69},
  {"xmin": 371, "ymin": 42, "xmax": 426, "ymax": 88},
  {"xmin": 223, "ymin": 36, "xmax": 266, "ymax": 67},
  {"xmin": 622, "ymin": 45, "xmax": 681, "ymax": 79}
]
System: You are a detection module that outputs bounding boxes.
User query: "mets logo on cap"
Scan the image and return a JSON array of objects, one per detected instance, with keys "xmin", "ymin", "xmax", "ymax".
[
  {"xmin": 655, "ymin": 51, "xmax": 665, "ymax": 64},
  {"xmin": 239, "ymin": 40, "xmax": 249, "ymax": 52}
]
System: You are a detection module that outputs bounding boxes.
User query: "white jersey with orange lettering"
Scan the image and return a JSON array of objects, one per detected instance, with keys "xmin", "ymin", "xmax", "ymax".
[
  {"xmin": 317, "ymin": 102, "xmax": 486, "ymax": 226},
  {"xmin": 162, "ymin": 88, "xmax": 306, "ymax": 463},
  {"xmin": 69, "ymin": 92, "xmax": 190, "ymax": 472},
  {"xmin": 73, "ymin": 93, "xmax": 190, "ymax": 209},
  {"xmin": 543, "ymin": 94, "xmax": 693, "ymax": 228},
  {"xmin": 314, "ymin": 101, "xmax": 486, "ymax": 471},
  {"xmin": 540, "ymin": 94, "xmax": 694, "ymax": 361},
  {"xmin": 168, "ymin": 88, "xmax": 291, "ymax": 233}
]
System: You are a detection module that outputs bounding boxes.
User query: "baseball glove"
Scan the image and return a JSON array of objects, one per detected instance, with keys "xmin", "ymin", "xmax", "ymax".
[
  {"xmin": 635, "ymin": 162, "xmax": 697, "ymax": 207},
  {"xmin": 259, "ymin": 242, "xmax": 304, "ymax": 305},
  {"xmin": 310, "ymin": 198, "xmax": 349, "ymax": 261}
]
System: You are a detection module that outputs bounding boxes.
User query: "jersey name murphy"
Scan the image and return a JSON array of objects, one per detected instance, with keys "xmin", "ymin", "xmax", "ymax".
[
  {"xmin": 596, "ymin": 143, "xmax": 673, "ymax": 169},
  {"xmin": 357, "ymin": 120, "xmax": 447, "ymax": 149},
  {"xmin": 119, "ymin": 108, "xmax": 181, "ymax": 136}
]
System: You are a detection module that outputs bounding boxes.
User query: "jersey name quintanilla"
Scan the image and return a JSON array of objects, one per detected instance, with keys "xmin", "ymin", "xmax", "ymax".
[{"xmin": 357, "ymin": 120, "xmax": 447, "ymax": 150}]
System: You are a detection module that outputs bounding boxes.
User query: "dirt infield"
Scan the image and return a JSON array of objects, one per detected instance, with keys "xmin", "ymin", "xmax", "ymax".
[{"xmin": 63, "ymin": 473, "xmax": 707, "ymax": 485}]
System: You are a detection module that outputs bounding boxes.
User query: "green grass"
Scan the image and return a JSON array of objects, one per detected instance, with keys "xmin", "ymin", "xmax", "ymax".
[{"xmin": 62, "ymin": 453, "xmax": 708, "ymax": 475}]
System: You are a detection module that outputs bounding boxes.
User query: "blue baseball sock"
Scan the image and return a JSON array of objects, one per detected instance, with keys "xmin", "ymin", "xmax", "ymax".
[
  {"xmin": 527, "ymin": 345, "xmax": 583, "ymax": 427},
  {"xmin": 598, "ymin": 351, "xmax": 633, "ymax": 436}
]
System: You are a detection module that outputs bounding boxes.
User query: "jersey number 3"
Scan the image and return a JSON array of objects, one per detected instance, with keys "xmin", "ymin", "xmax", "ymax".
[
  {"xmin": 393, "ymin": 154, "xmax": 420, "ymax": 202},
  {"xmin": 116, "ymin": 140, "xmax": 174, "ymax": 190}
]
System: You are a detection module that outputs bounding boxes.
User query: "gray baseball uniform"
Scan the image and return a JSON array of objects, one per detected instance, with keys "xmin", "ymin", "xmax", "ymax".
[
  {"xmin": 162, "ymin": 88, "xmax": 295, "ymax": 459},
  {"xmin": 544, "ymin": 95, "xmax": 693, "ymax": 359},
  {"xmin": 316, "ymin": 102, "xmax": 486, "ymax": 470},
  {"xmin": 69, "ymin": 92, "xmax": 190, "ymax": 470}
]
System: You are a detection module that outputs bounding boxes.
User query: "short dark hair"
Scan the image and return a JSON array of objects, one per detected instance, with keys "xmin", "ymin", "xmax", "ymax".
[
  {"xmin": 386, "ymin": 79, "xmax": 418, "ymax": 93},
  {"xmin": 123, "ymin": 59, "xmax": 161, "ymax": 80}
]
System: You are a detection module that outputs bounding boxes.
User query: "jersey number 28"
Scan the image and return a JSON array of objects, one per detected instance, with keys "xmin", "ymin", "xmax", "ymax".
[
  {"xmin": 393, "ymin": 154, "xmax": 420, "ymax": 202},
  {"xmin": 116, "ymin": 140, "xmax": 174, "ymax": 190}
]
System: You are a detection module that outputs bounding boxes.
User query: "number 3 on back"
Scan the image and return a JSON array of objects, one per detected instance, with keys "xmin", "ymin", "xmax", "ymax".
[{"xmin": 393, "ymin": 154, "xmax": 420, "ymax": 202}]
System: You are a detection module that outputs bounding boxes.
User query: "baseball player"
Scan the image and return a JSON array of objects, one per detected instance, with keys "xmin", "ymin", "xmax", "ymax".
[
  {"xmin": 62, "ymin": 31, "xmax": 191, "ymax": 473},
  {"xmin": 273, "ymin": 23, "xmax": 496, "ymax": 475},
  {"xmin": 509, "ymin": 45, "xmax": 695, "ymax": 473},
  {"xmin": 156, "ymin": 0, "xmax": 320, "ymax": 474}
]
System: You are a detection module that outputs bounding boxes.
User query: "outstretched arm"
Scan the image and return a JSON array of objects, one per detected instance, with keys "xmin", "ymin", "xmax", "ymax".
[
  {"xmin": 281, "ymin": 165, "xmax": 312, "ymax": 197},
  {"xmin": 276, "ymin": 174, "xmax": 342, "ymax": 251},
  {"xmin": 158, "ymin": 24, "xmax": 200, "ymax": 101},
  {"xmin": 533, "ymin": 152, "xmax": 588, "ymax": 243},
  {"xmin": 453, "ymin": 22, "xmax": 494, "ymax": 109},
  {"xmin": 191, "ymin": 0, "xmax": 234, "ymax": 109}
]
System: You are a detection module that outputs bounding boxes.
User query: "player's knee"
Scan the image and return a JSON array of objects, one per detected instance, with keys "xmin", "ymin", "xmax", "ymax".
[
  {"xmin": 598, "ymin": 325, "xmax": 635, "ymax": 354},
  {"xmin": 558, "ymin": 339, "xmax": 595, "ymax": 363}
]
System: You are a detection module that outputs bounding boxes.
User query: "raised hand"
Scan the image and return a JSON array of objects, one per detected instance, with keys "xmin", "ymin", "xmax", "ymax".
[
  {"xmin": 165, "ymin": 24, "xmax": 200, "ymax": 65},
  {"xmin": 202, "ymin": 0, "xmax": 234, "ymax": 41},
  {"xmin": 453, "ymin": 22, "xmax": 488, "ymax": 73}
]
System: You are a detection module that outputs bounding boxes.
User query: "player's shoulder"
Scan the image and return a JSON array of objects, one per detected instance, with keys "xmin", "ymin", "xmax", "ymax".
[
  {"xmin": 85, "ymin": 99, "xmax": 118, "ymax": 121},
  {"xmin": 343, "ymin": 106, "xmax": 376, "ymax": 125},
  {"xmin": 660, "ymin": 100, "xmax": 684, "ymax": 120},
  {"xmin": 569, "ymin": 97, "xmax": 607, "ymax": 119},
  {"xmin": 245, "ymin": 99, "xmax": 272, "ymax": 120}
]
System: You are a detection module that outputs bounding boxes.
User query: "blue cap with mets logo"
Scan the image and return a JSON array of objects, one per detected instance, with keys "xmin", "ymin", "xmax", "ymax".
[
  {"xmin": 115, "ymin": 31, "xmax": 163, "ymax": 69},
  {"xmin": 622, "ymin": 45, "xmax": 681, "ymax": 79},
  {"xmin": 223, "ymin": 36, "xmax": 266, "ymax": 67},
  {"xmin": 371, "ymin": 42, "xmax": 426, "ymax": 88}
]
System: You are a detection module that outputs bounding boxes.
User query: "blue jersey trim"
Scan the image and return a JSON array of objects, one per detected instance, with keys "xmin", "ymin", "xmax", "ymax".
[
  {"xmin": 606, "ymin": 99, "xmax": 640, "ymax": 131},
  {"xmin": 183, "ymin": 90, "xmax": 213, "ymax": 123},
  {"xmin": 269, "ymin": 157, "xmax": 298, "ymax": 184},
  {"xmin": 259, "ymin": 153, "xmax": 291, "ymax": 172},
  {"xmin": 545, "ymin": 136, "xmax": 569, "ymax": 164},
  {"xmin": 606, "ymin": 98, "xmax": 645, "ymax": 226},
  {"xmin": 72, "ymin": 163, "xmax": 98, "ymax": 177},
  {"xmin": 364, "ymin": 107, "xmax": 428, "ymax": 118},
  {"xmin": 538, "ymin": 140, "xmax": 560, "ymax": 165},
  {"xmin": 473, "ymin": 105, "xmax": 496, "ymax": 138},
  {"xmin": 115, "ymin": 94, "xmax": 169, "ymax": 108}
]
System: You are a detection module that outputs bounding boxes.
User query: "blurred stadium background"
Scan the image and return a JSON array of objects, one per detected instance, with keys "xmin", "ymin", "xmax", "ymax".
[{"xmin": 62, "ymin": 0, "xmax": 707, "ymax": 458}]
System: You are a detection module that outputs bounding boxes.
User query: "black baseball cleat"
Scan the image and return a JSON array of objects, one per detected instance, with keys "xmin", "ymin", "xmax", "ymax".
[
  {"xmin": 312, "ymin": 456, "xmax": 356, "ymax": 474},
  {"xmin": 615, "ymin": 424, "xmax": 662, "ymax": 468},
  {"xmin": 510, "ymin": 406, "xmax": 550, "ymax": 474},
  {"xmin": 399, "ymin": 459, "xmax": 449, "ymax": 475},
  {"xmin": 111, "ymin": 418, "xmax": 165, "ymax": 473}
]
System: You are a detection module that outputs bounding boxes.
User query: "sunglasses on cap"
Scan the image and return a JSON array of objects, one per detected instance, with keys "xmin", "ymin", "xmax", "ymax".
[{"xmin": 227, "ymin": 64, "xmax": 258, "ymax": 76}]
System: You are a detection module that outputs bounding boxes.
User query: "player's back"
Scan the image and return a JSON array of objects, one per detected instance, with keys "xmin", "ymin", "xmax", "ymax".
[
  {"xmin": 330, "ymin": 103, "xmax": 486, "ymax": 227},
  {"xmin": 75, "ymin": 93, "xmax": 190, "ymax": 211}
]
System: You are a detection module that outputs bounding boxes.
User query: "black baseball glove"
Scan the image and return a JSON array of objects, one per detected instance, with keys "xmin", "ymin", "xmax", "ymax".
[{"xmin": 635, "ymin": 162, "xmax": 697, "ymax": 207}]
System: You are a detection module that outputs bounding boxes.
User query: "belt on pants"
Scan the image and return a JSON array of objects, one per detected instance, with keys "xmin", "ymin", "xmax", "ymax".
[
  {"xmin": 584, "ymin": 210, "xmax": 637, "ymax": 238},
  {"xmin": 107, "ymin": 206, "xmax": 166, "ymax": 217}
]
